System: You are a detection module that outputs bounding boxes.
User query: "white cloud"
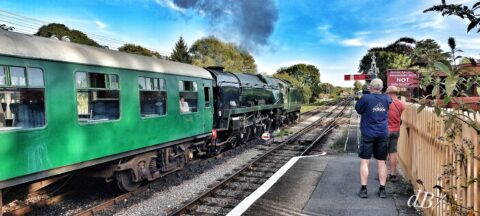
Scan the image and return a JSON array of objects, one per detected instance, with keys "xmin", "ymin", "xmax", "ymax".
[
  {"xmin": 95, "ymin": 20, "xmax": 108, "ymax": 30},
  {"xmin": 341, "ymin": 38, "xmax": 364, "ymax": 47},
  {"xmin": 317, "ymin": 24, "xmax": 340, "ymax": 43},
  {"xmin": 317, "ymin": 24, "xmax": 331, "ymax": 31},
  {"xmin": 416, "ymin": 15, "xmax": 446, "ymax": 29},
  {"xmin": 154, "ymin": 0, "xmax": 185, "ymax": 12},
  {"xmin": 355, "ymin": 31, "xmax": 370, "ymax": 36}
]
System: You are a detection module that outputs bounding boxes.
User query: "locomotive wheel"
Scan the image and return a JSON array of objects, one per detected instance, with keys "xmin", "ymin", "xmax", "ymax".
[
  {"xmin": 228, "ymin": 136, "xmax": 239, "ymax": 149},
  {"xmin": 115, "ymin": 170, "xmax": 141, "ymax": 192}
]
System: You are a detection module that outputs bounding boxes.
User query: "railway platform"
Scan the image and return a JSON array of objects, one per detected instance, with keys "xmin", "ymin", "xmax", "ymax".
[
  {"xmin": 227, "ymin": 107, "xmax": 421, "ymax": 216},
  {"xmin": 227, "ymin": 154, "xmax": 421, "ymax": 216}
]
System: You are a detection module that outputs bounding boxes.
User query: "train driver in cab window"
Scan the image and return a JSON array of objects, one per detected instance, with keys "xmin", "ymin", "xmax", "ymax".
[{"xmin": 179, "ymin": 96, "xmax": 190, "ymax": 113}]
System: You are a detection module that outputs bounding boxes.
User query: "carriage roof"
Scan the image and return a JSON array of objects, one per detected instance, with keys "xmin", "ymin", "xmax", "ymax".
[{"xmin": 0, "ymin": 30, "xmax": 212, "ymax": 79}]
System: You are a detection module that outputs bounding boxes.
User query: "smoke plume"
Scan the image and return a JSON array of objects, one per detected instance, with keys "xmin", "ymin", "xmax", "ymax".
[{"xmin": 172, "ymin": 0, "xmax": 278, "ymax": 51}]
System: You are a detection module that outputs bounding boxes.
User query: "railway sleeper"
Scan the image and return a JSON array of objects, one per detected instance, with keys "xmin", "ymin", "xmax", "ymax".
[
  {"xmin": 199, "ymin": 197, "xmax": 239, "ymax": 208},
  {"xmin": 189, "ymin": 205, "xmax": 231, "ymax": 216},
  {"xmin": 224, "ymin": 182, "xmax": 262, "ymax": 191}
]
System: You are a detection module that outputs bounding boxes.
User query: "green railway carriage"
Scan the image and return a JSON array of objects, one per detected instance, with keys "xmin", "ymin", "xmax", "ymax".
[{"xmin": 0, "ymin": 31, "xmax": 214, "ymax": 191}]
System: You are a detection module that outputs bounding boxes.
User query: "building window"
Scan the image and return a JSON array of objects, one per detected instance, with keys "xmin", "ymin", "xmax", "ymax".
[
  {"xmin": 0, "ymin": 66, "xmax": 46, "ymax": 130},
  {"xmin": 204, "ymin": 87, "xmax": 210, "ymax": 107},
  {"xmin": 76, "ymin": 72, "xmax": 120, "ymax": 123},
  {"xmin": 179, "ymin": 80, "xmax": 198, "ymax": 113},
  {"xmin": 138, "ymin": 76, "xmax": 167, "ymax": 117}
]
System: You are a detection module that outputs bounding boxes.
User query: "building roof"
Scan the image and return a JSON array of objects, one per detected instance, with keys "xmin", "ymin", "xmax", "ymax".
[{"xmin": 0, "ymin": 30, "xmax": 212, "ymax": 79}]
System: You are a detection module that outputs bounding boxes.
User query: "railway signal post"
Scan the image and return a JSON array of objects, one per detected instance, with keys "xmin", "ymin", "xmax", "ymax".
[{"xmin": 344, "ymin": 54, "xmax": 379, "ymax": 82}]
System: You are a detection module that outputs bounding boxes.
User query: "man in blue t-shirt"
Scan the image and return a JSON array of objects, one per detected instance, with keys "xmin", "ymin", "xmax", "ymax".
[{"xmin": 355, "ymin": 78, "xmax": 392, "ymax": 199}]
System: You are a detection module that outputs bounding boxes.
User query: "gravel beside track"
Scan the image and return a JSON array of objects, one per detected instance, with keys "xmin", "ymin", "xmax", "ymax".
[{"xmin": 113, "ymin": 147, "xmax": 265, "ymax": 216}]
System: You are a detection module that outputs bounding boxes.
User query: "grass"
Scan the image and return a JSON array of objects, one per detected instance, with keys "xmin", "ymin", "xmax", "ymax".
[{"xmin": 301, "ymin": 105, "xmax": 321, "ymax": 113}]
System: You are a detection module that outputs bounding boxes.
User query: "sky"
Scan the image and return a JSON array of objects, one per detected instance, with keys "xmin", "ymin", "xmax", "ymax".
[{"xmin": 1, "ymin": 0, "xmax": 480, "ymax": 87}]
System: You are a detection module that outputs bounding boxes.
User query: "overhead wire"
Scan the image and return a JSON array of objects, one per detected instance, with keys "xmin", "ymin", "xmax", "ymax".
[{"xmin": 0, "ymin": 9, "xmax": 171, "ymax": 56}]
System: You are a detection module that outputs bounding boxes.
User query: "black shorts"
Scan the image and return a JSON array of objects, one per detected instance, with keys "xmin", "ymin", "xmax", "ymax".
[
  {"xmin": 358, "ymin": 135, "xmax": 388, "ymax": 160},
  {"xmin": 387, "ymin": 132, "xmax": 400, "ymax": 153}
]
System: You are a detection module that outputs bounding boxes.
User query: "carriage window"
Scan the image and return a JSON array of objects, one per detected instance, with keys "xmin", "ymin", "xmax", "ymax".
[
  {"xmin": 179, "ymin": 81, "xmax": 198, "ymax": 113},
  {"xmin": 10, "ymin": 67, "xmax": 26, "ymax": 86},
  {"xmin": 204, "ymin": 87, "xmax": 210, "ymax": 107},
  {"xmin": 139, "ymin": 77, "xmax": 167, "ymax": 118},
  {"xmin": 27, "ymin": 68, "xmax": 45, "ymax": 87},
  {"xmin": 0, "ymin": 67, "xmax": 5, "ymax": 86},
  {"xmin": 76, "ymin": 72, "xmax": 120, "ymax": 123},
  {"xmin": 0, "ymin": 66, "xmax": 45, "ymax": 131}
]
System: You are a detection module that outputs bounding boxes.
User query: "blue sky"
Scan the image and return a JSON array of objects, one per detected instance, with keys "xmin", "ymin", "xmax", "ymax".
[{"xmin": 1, "ymin": 0, "xmax": 480, "ymax": 87}]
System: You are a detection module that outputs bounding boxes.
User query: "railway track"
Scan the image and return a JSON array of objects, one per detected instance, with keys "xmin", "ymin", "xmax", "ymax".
[
  {"xmin": 166, "ymin": 99, "xmax": 352, "ymax": 216},
  {"xmin": 2, "ymin": 98, "xmax": 351, "ymax": 216}
]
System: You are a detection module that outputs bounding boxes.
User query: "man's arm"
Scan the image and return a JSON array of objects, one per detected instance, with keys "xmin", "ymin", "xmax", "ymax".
[{"xmin": 355, "ymin": 97, "xmax": 366, "ymax": 114}]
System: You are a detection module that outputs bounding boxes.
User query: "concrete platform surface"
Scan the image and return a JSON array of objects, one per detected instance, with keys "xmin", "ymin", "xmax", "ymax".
[
  {"xmin": 303, "ymin": 155, "xmax": 398, "ymax": 216},
  {"xmin": 230, "ymin": 155, "xmax": 420, "ymax": 216}
]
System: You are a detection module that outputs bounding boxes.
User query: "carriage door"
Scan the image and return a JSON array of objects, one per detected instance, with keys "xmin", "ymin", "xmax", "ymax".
[{"xmin": 203, "ymin": 80, "xmax": 213, "ymax": 132}]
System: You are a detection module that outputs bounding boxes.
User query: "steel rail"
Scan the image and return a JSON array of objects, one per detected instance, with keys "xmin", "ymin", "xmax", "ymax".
[{"xmin": 167, "ymin": 99, "xmax": 352, "ymax": 216}]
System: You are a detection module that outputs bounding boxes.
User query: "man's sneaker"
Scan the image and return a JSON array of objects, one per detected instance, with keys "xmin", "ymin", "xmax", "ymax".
[
  {"xmin": 378, "ymin": 189, "xmax": 387, "ymax": 198},
  {"xmin": 389, "ymin": 174, "xmax": 398, "ymax": 183},
  {"xmin": 359, "ymin": 188, "xmax": 368, "ymax": 198}
]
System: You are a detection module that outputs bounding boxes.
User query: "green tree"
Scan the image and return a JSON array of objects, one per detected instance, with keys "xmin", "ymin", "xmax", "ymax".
[
  {"xmin": 276, "ymin": 64, "xmax": 320, "ymax": 88},
  {"xmin": 359, "ymin": 37, "xmax": 449, "ymax": 87},
  {"xmin": 35, "ymin": 23, "xmax": 101, "ymax": 47},
  {"xmin": 170, "ymin": 36, "xmax": 191, "ymax": 64},
  {"xmin": 412, "ymin": 39, "xmax": 447, "ymax": 68},
  {"xmin": 353, "ymin": 80, "xmax": 363, "ymax": 92},
  {"xmin": 318, "ymin": 83, "xmax": 334, "ymax": 94},
  {"xmin": 118, "ymin": 44, "xmax": 161, "ymax": 58},
  {"xmin": 275, "ymin": 64, "xmax": 321, "ymax": 103},
  {"xmin": 424, "ymin": 1, "xmax": 480, "ymax": 33},
  {"xmin": 189, "ymin": 36, "xmax": 257, "ymax": 73}
]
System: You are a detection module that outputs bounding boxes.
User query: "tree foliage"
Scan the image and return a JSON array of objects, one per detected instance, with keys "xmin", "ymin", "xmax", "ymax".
[
  {"xmin": 412, "ymin": 39, "xmax": 448, "ymax": 68},
  {"xmin": 424, "ymin": 1, "xmax": 480, "ymax": 33},
  {"xmin": 189, "ymin": 36, "xmax": 257, "ymax": 73},
  {"xmin": 276, "ymin": 64, "xmax": 320, "ymax": 88},
  {"xmin": 353, "ymin": 80, "xmax": 363, "ymax": 92},
  {"xmin": 118, "ymin": 44, "xmax": 162, "ymax": 58},
  {"xmin": 359, "ymin": 37, "xmax": 449, "ymax": 87},
  {"xmin": 170, "ymin": 36, "xmax": 191, "ymax": 64},
  {"xmin": 275, "ymin": 64, "xmax": 321, "ymax": 103},
  {"xmin": 35, "ymin": 23, "xmax": 101, "ymax": 47}
]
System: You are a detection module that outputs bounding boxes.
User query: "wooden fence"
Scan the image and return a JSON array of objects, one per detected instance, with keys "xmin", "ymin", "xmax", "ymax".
[{"xmin": 398, "ymin": 104, "xmax": 479, "ymax": 215}]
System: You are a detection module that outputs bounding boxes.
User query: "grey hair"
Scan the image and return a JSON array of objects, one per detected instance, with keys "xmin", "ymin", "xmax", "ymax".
[{"xmin": 369, "ymin": 78, "xmax": 383, "ymax": 91}]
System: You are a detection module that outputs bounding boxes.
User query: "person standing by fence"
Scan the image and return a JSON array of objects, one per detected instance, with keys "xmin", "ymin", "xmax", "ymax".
[
  {"xmin": 385, "ymin": 86, "xmax": 405, "ymax": 183},
  {"xmin": 355, "ymin": 78, "xmax": 392, "ymax": 198}
]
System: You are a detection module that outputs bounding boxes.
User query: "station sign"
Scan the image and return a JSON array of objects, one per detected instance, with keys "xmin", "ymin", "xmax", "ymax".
[
  {"xmin": 387, "ymin": 70, "xmax": 418, "ymax": 90},
  {"xmin": 344, "ymin": 74, "xmax": 371, "ymax": 81}
]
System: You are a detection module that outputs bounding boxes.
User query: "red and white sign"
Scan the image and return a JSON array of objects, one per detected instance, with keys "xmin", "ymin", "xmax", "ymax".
[
  {"xmin": 387, "ymin": 70, "xmax": 418, "ymax": 90},
  {"xmin": 344, "ymin": 74, "xmax": 370, "ymax": 81},
  {"xmin": 261, "ymin": 132, "xmax": 271, "ymax": 141}
]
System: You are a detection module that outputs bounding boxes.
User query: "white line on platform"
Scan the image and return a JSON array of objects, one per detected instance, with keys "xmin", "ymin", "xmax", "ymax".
[{"xmin": 226, "ymin": 156, "xmax": 302, "ymax": 216}]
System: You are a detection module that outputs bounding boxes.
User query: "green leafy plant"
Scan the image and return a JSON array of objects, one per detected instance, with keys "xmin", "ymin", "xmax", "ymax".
[{"xmin": 417, "ymin": 37, "xmax": 479, "ymax": 215}]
